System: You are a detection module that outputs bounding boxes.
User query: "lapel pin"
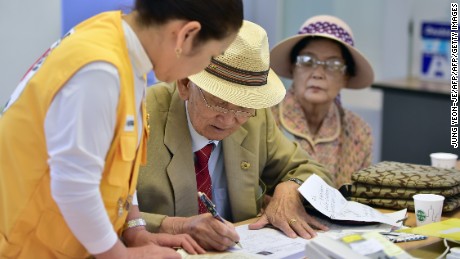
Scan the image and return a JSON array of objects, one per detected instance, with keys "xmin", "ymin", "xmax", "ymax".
[{"xmin": 241, "ymin": 161, "xmax": 250, "ymax": 170}]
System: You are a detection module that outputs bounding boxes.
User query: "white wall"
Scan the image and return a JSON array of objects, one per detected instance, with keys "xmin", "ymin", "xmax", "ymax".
[
  {"xmin": 0, "ymin": 0, "xmax": 61, "ymax": 106},
  {"xmin": 243, "ymin": 0, "xmax": 284, "ymax": 48}
]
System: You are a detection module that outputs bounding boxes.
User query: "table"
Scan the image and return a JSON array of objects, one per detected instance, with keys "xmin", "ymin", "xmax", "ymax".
[
  {"xmin": 372, "ymin": 77, "xmax": 459, "ymax": 165},
  {"xmin": 232, "ymin": 207, "xmax": 460, "ymax": 259},
  {"xmin": 379, "ymin": 208, "xmax": 459, "ymax": 258}
]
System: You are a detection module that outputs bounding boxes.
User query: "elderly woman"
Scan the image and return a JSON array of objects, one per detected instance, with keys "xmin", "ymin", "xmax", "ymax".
[{"xmin": 270, "ymin": 15, "xmax": 375, "ymax": 188}]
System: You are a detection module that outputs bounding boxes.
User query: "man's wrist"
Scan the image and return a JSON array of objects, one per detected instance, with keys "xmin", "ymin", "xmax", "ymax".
[
  {"xmin": 160, "ymin": 216, "xmax": 185, "ymax": 235},
  {"xmin": 287, "ymin": 178, "xmax": 304, "ymax": 186},
  {"xmin": 285, "ymin": 178, "xmax": 308, "ymax": 205}
]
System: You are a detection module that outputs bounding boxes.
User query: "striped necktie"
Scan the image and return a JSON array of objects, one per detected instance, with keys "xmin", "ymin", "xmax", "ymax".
[{"xmin": 194, "ymin": 143, "xmax": 214, "ymax": 214}]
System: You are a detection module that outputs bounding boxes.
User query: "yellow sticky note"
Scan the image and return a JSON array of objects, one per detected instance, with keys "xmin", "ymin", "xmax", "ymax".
[{"xmin": 341, "ymin": 234, "xmax": 364, "ymax": 243}]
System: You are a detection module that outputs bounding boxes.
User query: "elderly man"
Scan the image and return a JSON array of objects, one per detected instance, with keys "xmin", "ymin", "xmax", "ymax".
[{"xmin": 137, "ymin": 20, "xmax": 333, "ymax": 251}]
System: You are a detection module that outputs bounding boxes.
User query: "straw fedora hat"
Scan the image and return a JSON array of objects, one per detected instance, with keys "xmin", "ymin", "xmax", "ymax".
[
  {"xmin": 270, "ymin": 15, "xmax": 374, "ymax": 89},
  {"xmin": 189, "ymin": 20, "xmax": 285, "ymax": 109}
]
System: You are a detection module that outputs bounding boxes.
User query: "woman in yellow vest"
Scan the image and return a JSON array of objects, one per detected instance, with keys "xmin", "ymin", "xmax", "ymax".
[{"xmin": 0, "ymin": 1, "xmax": 243, "ymax": 258}]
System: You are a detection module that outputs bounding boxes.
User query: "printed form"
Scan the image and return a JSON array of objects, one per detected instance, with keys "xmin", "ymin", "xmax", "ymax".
[{"xmin": 228, "ymin": 225, "xmax": 307, "ymax": 259}]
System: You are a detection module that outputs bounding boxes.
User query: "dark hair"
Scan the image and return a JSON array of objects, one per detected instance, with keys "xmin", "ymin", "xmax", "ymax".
[
  {"xmin": 134, "ymin": 0, "xmax": 243, "ymax": 44},
  {"xmin": 289, "ymin": 37, "xmax": 356, "ymax": 77}
]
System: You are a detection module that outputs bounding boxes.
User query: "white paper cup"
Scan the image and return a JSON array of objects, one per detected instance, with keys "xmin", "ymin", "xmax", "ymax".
[
  {"xmin": 413, "ymin": 194, "xmax": 444, "ymax": 226},
  {"xmin": 430, "ymin": 152, "xmax": 458, "ymax": 169}
]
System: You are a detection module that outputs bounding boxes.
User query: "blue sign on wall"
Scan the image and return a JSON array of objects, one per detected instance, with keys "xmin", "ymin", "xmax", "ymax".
[{"xmin": 420, "ymin": 22, "xmax": 457, "ymax": 81}]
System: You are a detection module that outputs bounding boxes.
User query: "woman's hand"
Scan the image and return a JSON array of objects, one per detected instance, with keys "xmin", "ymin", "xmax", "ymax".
[
  {"xmin": 123, "ymin": 228, "xmax": 205, "ymax": 255},
  {"xmin": 248, "ymin": 181, "xmax": 328, "ymax": 239},
  {"xmin": 95, "ymin": 239, "xmax": 182, "ymax": 259},
  {"xmin": 126, "ymin": 244, "xmax": 182, "ymax": 259}
]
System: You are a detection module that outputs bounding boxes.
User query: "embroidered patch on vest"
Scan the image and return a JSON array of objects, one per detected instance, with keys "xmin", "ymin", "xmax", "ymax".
[{"xmin": 124, "ymin": 115, "xmax": 135, "ymax": 132}]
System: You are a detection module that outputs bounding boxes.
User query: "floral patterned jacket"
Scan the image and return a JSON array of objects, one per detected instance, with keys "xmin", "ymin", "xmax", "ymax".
[{"xmin": 272, "ymin": 89, "xmax": 373, "ymax": 188}]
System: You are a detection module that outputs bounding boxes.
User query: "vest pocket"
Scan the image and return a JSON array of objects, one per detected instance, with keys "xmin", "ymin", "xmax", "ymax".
[
  {"xmin": 0, "ymin": 233, "xmax": 21, "ymax": 258},
  {"xmin": 107, "ymin": 135, "xmax": 136, "ymax": 187},
  {"xmin": 35, "ymin": 210, "xmax": 88, "ymax": 258},
  {"xmin": 120, "ymin": 135, "xmax": 136, "ymax": 161}
]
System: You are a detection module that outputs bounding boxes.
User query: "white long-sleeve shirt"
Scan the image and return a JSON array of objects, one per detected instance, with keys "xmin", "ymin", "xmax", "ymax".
[{"xmin": 45, "ymin": 20, "xmax": 152, "ymax": 254}]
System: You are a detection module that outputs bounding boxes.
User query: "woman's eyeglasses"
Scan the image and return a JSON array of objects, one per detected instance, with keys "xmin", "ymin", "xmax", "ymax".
[
  {"xmin": 195, "ymin": 85, "xmax": 256, "ymax": 118},
  {"xmin": 296, "ymin": 54, "xmax": 347, "ymax": 75}
]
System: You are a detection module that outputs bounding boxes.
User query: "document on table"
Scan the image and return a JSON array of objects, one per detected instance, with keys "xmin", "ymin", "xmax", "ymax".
[
  {"xmin": 228, "ymin": 225, "xmax": 308, "ymax": 259},
  {"xmin": 178, "ymin": 211, "xmax": 406, "ymax": 259},
  {"xmin": 178, "ymin": 225, "xmax": 308, "ymax": 258},
  {"xmin": 177, "ymin": 248, "xmax": 259, "ymax": 258},
  {"xmin": 227, "ymin": 215, "xmax": 405, "ymax": 259},
  {"xmin": 298, "ymin": 174, "xmax": 403, "ymax": 226}
]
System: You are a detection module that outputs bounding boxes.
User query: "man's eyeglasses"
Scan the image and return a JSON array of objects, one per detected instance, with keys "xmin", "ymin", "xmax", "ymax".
[
  {"xmin": 296, "ymin": 54, "xmax": 347, "ymax": 75},
  {"xmin": 195, "ymin": 85, "xmax": 256, "ymax": 118}
]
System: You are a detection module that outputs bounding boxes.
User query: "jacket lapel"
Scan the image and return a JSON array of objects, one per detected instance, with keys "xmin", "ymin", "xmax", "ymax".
[
  {"xmin": 223, "ymin": 127, "xmax": 258, "ymax": 222},
  {"xmin": 164, "ymin": 93, "xmax": 198, "ymax": 216}
]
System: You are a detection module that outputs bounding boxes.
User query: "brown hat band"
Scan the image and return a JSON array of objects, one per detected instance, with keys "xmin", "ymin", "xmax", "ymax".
[{"xmin": 205, "ymin": 58, "xmax": 269, "ymax": 86}]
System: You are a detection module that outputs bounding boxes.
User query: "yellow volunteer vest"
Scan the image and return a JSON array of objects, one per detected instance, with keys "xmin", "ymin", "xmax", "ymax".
[{"xmin": 0, "ymin": 11, "xmax": 147, "ymax": 258}]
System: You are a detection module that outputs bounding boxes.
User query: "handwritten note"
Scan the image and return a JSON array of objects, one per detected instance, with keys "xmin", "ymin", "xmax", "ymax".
[
  {"xmin": 316, "ymin": 209, "xmax": 407, "ymax": 239},
  {"xmin": 298, "ymin": 174, "xmax": 402, "ymax": 226}
]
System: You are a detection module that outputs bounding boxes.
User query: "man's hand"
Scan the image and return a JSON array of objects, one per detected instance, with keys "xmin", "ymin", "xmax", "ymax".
[
  {"xmin": 162, "ymin": 214, "xmax": 240, "ymax": 251},
  {"xmin": 248, "ymin": 181, "xmax": 329, "ymax": 239}
]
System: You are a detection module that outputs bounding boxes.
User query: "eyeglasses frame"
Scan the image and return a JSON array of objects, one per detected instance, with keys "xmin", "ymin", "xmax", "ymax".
[
  {"xmin": 296, "ymin": 54, "xmax": 347, "ymax": 75},
  {"xmin": 192, "ymin": 83, "xmax": 257, "ymax": 118}
]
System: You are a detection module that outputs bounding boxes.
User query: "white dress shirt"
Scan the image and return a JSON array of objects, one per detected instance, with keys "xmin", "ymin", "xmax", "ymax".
[{"xmin": 185, "ymin": 102, "xmax": 233, "ymax": 220}]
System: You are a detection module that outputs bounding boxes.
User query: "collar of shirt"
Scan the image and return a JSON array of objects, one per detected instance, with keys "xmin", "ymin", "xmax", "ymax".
[
  {"xmin": 185, "ymin": 101, "xmax": 220, "ymax": 152},
  {"xmin": 122, "ymin": 20, "xmax": 153, "ymax": 78}
]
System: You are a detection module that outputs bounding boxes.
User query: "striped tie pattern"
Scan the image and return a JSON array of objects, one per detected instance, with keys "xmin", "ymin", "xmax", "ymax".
[{"xmin": 195, "ymin": 143, "xmax": 214, "ymax": 214}]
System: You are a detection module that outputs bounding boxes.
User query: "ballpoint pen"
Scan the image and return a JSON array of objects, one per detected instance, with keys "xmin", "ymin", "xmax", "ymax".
[
  {"xmin": 395, "ymin": 216, "xmax": 408, "ymax": 223},
  {"xmin": 197, "ymin": 191, "xmax": 243, "ymax": 248}
]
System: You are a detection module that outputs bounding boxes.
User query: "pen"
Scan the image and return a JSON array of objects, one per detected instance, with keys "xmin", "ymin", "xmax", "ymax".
[
  {"xmin": 396, "ymin": 216, "xmax": 408, "ymax": 223},
  {"xmin": 197, "ymin": 192, "xmax": 243, "ymax": 248}
]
